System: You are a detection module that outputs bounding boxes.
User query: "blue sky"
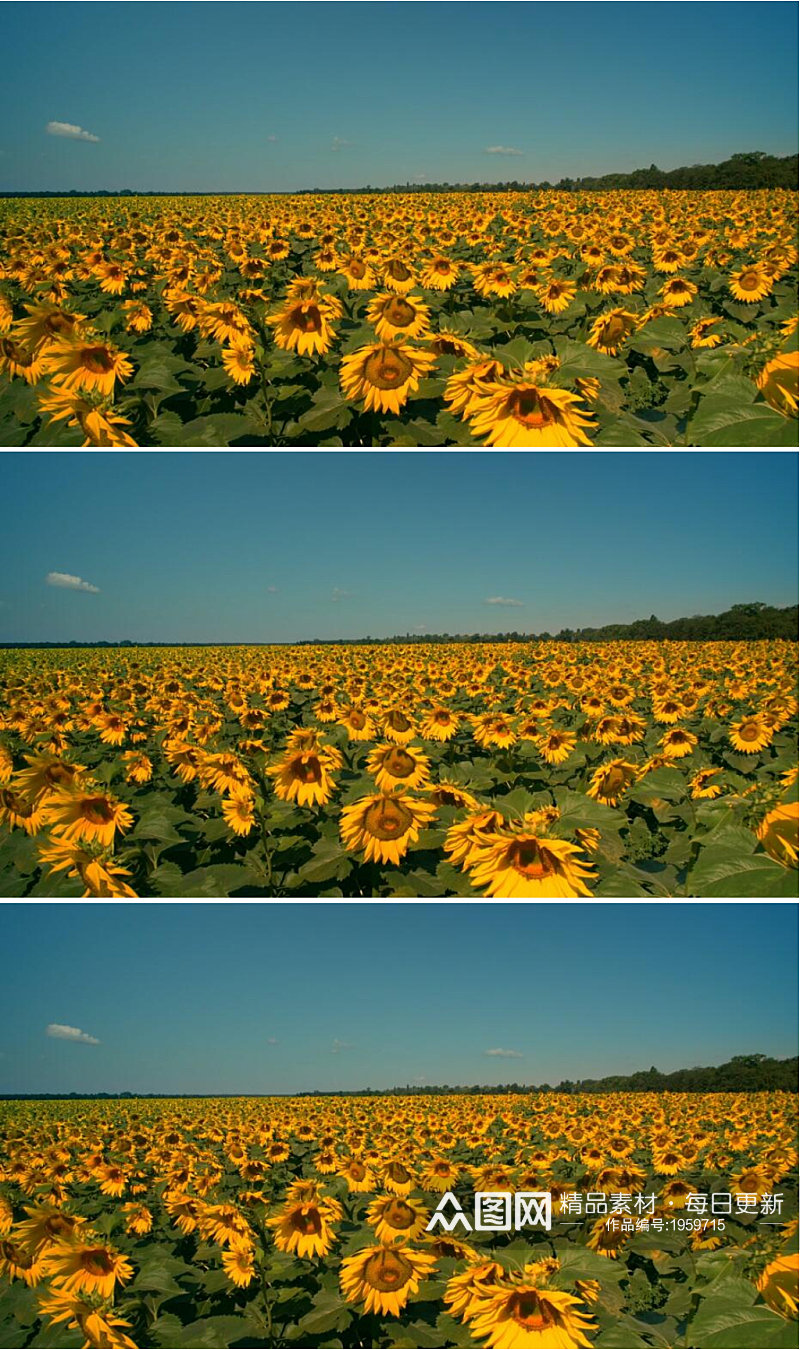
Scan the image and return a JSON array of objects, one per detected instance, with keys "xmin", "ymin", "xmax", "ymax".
[
  {"xmin": 1, "ymin": 2, "xmax": 796, "ymax": 191},
  {"xmin": 1, "ymin": 904, "xmax": 796, "ymax": 1094},
  {"xmin": 0, "ymin": 452, "xmax": 797, "ymax": 643}
]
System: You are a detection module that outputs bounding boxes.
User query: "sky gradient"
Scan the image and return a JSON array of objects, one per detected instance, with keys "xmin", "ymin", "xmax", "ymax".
[
  {"xmin": 1, "ymin": 2, "xmax": 797, "ymax": 192},
  {"xmin": 1, "ymin": 903, "xmax": 796, "ymax": 1094},
  {"xmin": 0, "ymin": 451, "xmax": 797, "ymax": 644}
]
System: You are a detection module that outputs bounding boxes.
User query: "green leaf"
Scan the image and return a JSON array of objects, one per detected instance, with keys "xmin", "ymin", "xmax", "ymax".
[
  {"xmin": 688, "ymin": 1301, "xmax": 797, "ymax": 1348},
  {"xmin": 152, "ymin": 862, "xmax": 261, "ymax": 897},
  {"xmin": 688, "ymin": 846, "xmax": 798, "ymax": 897},
  {"xmin": 296, "ymin": 386, "xmax": 353, "ymax": 433},
  {"xmin": 297, "ymin": 836, "xmax": 353, "ymax": 884},
  {"xmin": 152, "ymin": 1313, "xmax": 257, "ymax": 1349},
  {"xmin": 296, "ymin": 1291, "xmax": 353, "ymax": 1336},
  {"xmin": 688, "ymin": 395, "xmax": 798, "ymax": 446}
]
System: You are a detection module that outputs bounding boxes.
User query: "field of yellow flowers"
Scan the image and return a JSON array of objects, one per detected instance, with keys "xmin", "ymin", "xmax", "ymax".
[
  {"xmin": 0, "ymin": 641, "xmax": 796, "ymax": 899},
  {"xmin": 0, "ymin": 1092, "xmax": 796, "ymax": 1349},
  {"xmin": 0, "ymin": 190, "xmax": 797, "ymax": 448}
]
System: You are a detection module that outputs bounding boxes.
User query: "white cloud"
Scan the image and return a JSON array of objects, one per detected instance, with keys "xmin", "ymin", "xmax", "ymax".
[
  {"xmin": 266, "ymin": 586, "xmax": 278, "ymax": 594},
  {"xmin": 331, "ymin": 587, "xmax": 351, "ymax": 602},
  {"xmin": 266, "ymin": 135, "xmax": 279, "ymax": 143},
  {"xmin": 485, "ymin": 596, "xmax": 523, "ymax": 607},
  {"xmin": 46, "ymin": 121, "xmax": 100, "ymax": 143},
  {"xmin": 46, "ymin": 1023, "xmax": 100, "ymax": 1045},
  {"xmin": 267, "ymin": 1036, "xmax": 278, "ymax": 1045},
  {"xmin": 331, "ymin": 1038, "xmax": 352, "ymax": 1054},
  {"xmin": 485, "ymin": 145, "xmax": 523, "ymax": 156},
  {"xmin": 46, "ymin": 571, "xmax": 100, "ymax": 594},
  {"xmin": 485, "ymin": 1047, "xmax": 523, "ymax": 1058},
  {"xmin": 331, "ymin": 137, "xmax": 352, "ymax": 152}
]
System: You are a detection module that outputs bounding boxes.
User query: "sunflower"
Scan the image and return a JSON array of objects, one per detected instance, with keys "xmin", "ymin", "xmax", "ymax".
[
  {"xmin": 468, "ymin": 830, "xmax": 595, "ymax": 898},
  {"xmin": 756, "ymin": 801, "xmax": 798, "ymax": 868},
  {"xmin": 690, "ymin": 317, "xmax": 726, "ymax": 349},
  {"xmin": 339, "ymin": 256, "xmax": 376, "ymax": 290},
  {"xmin": 12, "ymin": 302, "xmax": 87, "ymax": 349},
  {"xmin": 367, "ymin": 292, "xmax": 432, "ymax": 341},
  {"xmin": 338, "ymin": 1158, "xmax": 376, "ymax": 1192},
  {"xmin": 221, "ymin": 789, "xmax": 257, "ymax": 835},
  {"xmin": 339, "ymin": 1242, "xmax": 437, "ymax": 1317},
  {"xmin": 419, "ymin": 255, "xmax": 460, "ymax": 290},
  {"xmin": 537, "ymin": 729, "xmax": 576, "ymax": 765},
  {"xmin": 36, "ymin": 386, "xmax": 137, "ymax": 447},
  {"xmin": 339, "ymin": 339, "xmax": 436, "ymax": 414},
  {"xmin": 122, "ymin": 1203, "xmax": 153, "ymax": 1236},
  {"xmin": 366, "ymin": 743, "xmax": 431, "ymax": 792},
  {"xmin": 757, "ymin": 351, "xmax": 798, "ymax": 417},
  {"xmin": 42, "ymin": 338, "xmax": 133, "ymax": 395},
  {"xmin": 44, "ymin": 788, "xmax": 133, "ymax": 847},
  {"xmin": 121, "ymin": 299, "xmax": 153, "ymax": 333},
  {"xmin": 427, "ymin": 330, "xmax": 480, "ymax": 360},
  {"xmin": 586, "ymin": 1212, "xmax": 631, "ymax": 1259},
  {"xmin": 660, "ymin": 276, "xmax": 697, "ymax": 307},
  {"xmin": 468, "ymin": 379, "xmax": 596, "ymax": 447},
  {"xmin": 426, "ymin": 782, "xmax": 481, "ymax": 812},
  {"xmin": 537, "ymin": 278, "xmax": 576, "ymax": 314},
  {"xmin": 221, "ymin": 339, "xmax": 256, "ymax": 384},
  {"xmin": 691, "ymin": 1220, "xmax": 726, "ymax": 1252},
  {"xmin": 444, "ymin": 809, "xmax": 507, "ymax": 868},
  {"xmin": 468, "ymin": 1283, "xmax": 596, "ymax": 1349},
  {"xmin": 418, "ymin": 706, "xmax": 462, "ymax": 742},
  {"xmin": 444, "ymin": 358, "xmax": 507, "ymax": 418},
  {"xmin": 222, "ymin": 1239, "xmax": 256, "ymax": 1287},
  {"xmin": 44, "ymin": 1240, "xmax": 133, "ymax": 1299},
  {"xmin": 14, "ymin": 1205, "xmax": 87, "ymax": 1254},
  {"xmin": 0, "ymin": 337, "xmax": 52, "ymax": 383},
  {"xmin": 660, "ymin": 727, "xmax": 697, "ymax": 758},
  {"xmin": 268, "ymin": 299, "xmax": 337, "ymax": 356},
  {"xmin": 420, "ymin": 1157, "xmax": 463, "ymax": 1191},
  {"xmin": 382, "ymin": 258, "xmax": 418, "ymax": 293},
  {"xmin": 12, "ymin": 753, "xmax": 87, "ymax": 801},
  {"xmin": 337, "ymin": 706, "xmax": 375, "ymax": 741},
  {"xmin": 37, "ymin": 837, "xmax": 138, "ymax": 898},
  {"xmin": 729, "ymin": 264, "xmax": 773, "ymax": 302},
  {"xmin": 445, "ymin": 1259, "xmax": 509, "ymax": 1320},
  {"xmin": 690, "ymin": 767, "xmax": 724, "ymax": 799},
  {"xmin": 587, "ymin": 308, "xmax": 638, "ymax": 355},
  {"xmin": 339, "ymin": 789, "xmax": 437, "ymax": 865},
  {"xmin": 587, "ymin": 759, "xmax": 638, "ymax": 806},
  {"xmin": 367, "ymin": 1195, "xmax": 430, "ymax": 1244},
  {"xmin": 267, "ymin": 1201, "xmax": 337, "ymax": 1259},
  {"xmin": 729, "ymin": 714, "xmax": 772, "ymax": 753},
  {"xmin": 1, "ymin": 1238, "xmax": 49, "ymax": 1287},
  {"xmin": 756, "ymin": 1252, "xmax": 799, "ymax": 1319},
  {"xmin": 37, "ymin": 1291, "xmax": 137, "ymax": 1349},
  {"xmin": 121, "ymin": 751, "xmax": 152, "ymax": 785}
]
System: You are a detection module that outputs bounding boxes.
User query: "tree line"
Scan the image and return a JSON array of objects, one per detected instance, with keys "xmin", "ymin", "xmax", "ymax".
[
  {"xmin": 2, "ymin": 602, "xmax": 796, "ymax": 651},
  {"xmin": 2, "ymin": 150, "xmax": 796, "ymax": 198},
  {"xmin": 5, "ymin": 1055, "xmax": 795, "ymax": 1100}
]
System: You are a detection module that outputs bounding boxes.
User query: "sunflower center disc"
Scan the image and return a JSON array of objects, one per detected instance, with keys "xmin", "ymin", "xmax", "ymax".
[
  {"xmin": 385, "ymin": 749, "xmax": 415, "ymax": 777},
  {"xmin": 385, "ymin": 298, "xmax": 416, "ymax": 326},
  {"xmin": 364, "ymin": 349, "xmax": 413, "ymax": 390},
  {"xmin": 365, "ymin": 1250, "xmax": 412, "ymax": 1291},
  {"xmin": 83, "ymin": 798, "xmax": 115, "ymax": 824},
  {"xmin": 82, "ymin": 1250, "xmax": 114, "ymax": 1276},
  {"xmin": 510, "ymin": 390, "xmax": 554, "ymax": 429},
  {"xmin": 82, "ymin": 347, "xmax": 115, "ymax": 374},
  {"xmin": 510, "ymin": 841, "xmax": 554, "ymax": 879}
]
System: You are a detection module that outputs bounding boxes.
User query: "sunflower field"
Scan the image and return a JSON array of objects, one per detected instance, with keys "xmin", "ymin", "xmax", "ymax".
[
  {"xmin": 0, "ymin": 190, "xmax": 797, "ymax": 448},
  {"xmin": 0, "ymin": 1092, "xmax": 797, "ymax": 1350},
  {"xmin": 0, "ymin": 641, "xmax": 797, "ymax": 899}
]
